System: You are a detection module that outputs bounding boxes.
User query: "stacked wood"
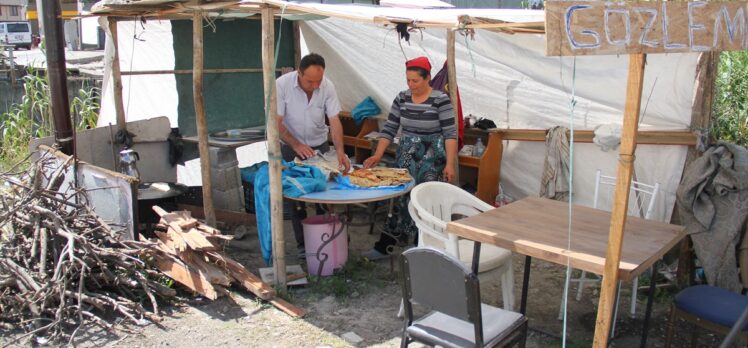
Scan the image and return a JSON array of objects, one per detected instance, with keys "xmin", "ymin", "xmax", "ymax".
[
  {"xmin": 0, "ymin": 151, "xmax": 170, "ymax": 344},
  {"xmin": 148, "ymin": 206, "xmax": 277, "ymax": 302}
]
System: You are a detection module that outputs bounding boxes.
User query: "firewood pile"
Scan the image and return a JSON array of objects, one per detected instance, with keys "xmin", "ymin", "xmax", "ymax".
[
  {"xmin": 147, "ymin": 206, "xmax": 276, "ymax": 301},
  {"xmin": 0, "ymin": 154, "xmax": 168, "ymax": 343},
  {"xmin": 0, "ymin": 151, "xmax": 303, "ymax": 344}
]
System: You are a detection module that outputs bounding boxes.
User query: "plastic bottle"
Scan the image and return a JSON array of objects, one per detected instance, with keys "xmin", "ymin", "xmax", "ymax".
[{"xmin": 472, "ymin": 138, "xmax": 486, "ymax": 157}]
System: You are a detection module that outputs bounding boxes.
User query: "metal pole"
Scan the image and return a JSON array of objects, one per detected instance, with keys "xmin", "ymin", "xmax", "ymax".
[
  {"xmin": 8, "ymin": 46, "xmax": 15, "ymax": 86},
  {"xmin": 40, "ymin": 0, "xmax": 74, "ymax": 155}
]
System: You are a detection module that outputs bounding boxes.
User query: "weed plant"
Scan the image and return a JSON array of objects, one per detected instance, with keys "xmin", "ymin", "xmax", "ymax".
[
  {"xmin": 310, "ymin": 256, "xmax": 394, "ymax": 301},
  {"xmin": 0, "ymin": 70, "xmax": 99, "ymax": 168},
  {"xmin": 713, "ymin": 51, "xmax": 748, "ymax": 146}
]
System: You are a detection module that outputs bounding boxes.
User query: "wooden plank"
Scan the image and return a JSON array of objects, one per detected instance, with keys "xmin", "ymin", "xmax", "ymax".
[
  {"xmin": 261, "ymin": 5, "xmax": 286, "ymax": 288},
  {"xmin": 475, "ymin": 132, "xmax": 503, "ymax": 204},
  {"xmin": 446, "ymin": 29, "xmax": 460, "ymax": 185},
  {"xmin": 545, "ymin": 1, "xmax": 748, "ymax": 56},
  {"xmin": 177, "ymin": 203, "xmax": 256, "ymax": 226},
  {"xmin": 187, "ymin": 252, "xmax": 232, "ymax": 286},
  {"xmin": 120, "ymin": 67, "xmax": 285, "ymax": 76},
  {"xmin": 269, "ymin": 297, "xmax": 306, "ymax": 318},
  {"xmin": 205, "ymin": 251, "xmax": 276, "ymax": 300},
  {"xmin": 153, "ymin": 253, "xmax": 219, "ymax": 300},
  {"xmin": 154, "ymin": 206, "xmax": 216, "ymax": 251},
  {"xmin": 676, "ymin": 51, "xmax": 719, "ymax": 287},
  {"xmin": 495, "ymin": 129, "xmax": 697, "ymax": 145},
  {"xmin": 446, "ymin": 197, "xmax": 685, "ymax": 281},
  {"xmin": 193, "ymin": 11, "xmax": 216, "ymax": 227},
  {"xmin": 108, "ymin": 18, "xmax": 127, "ymax": 130},
  {"xmin": 593, "ymin": 53, "xmax": 646, "ymax": 348}
]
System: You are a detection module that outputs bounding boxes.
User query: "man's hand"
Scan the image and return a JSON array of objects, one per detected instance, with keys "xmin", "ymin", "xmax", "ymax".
[
  {"xmin": 292, "ymin": 143, "xmax": 315, "ymax": 160},
  {"xmin": 337, "ymin": 151, "xmax": 351, "ymax": 173},
  {"xmin": 363, "ymin": 155, "xmax": 381, "ymax": 169}
]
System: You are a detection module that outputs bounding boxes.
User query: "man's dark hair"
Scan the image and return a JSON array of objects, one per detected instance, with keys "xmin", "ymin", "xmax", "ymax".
[
  {"xmin": 406, "ymin": 66, "xmax": 430, "ymax": 79},
  {"xmin": 300, "ymin": 53, "xmax": 325, "ymax": 72}
]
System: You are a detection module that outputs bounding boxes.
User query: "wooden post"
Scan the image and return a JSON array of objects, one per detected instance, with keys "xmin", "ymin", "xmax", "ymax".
[
  {"xmin": 108, "ymin": 18, "xmax": 127, "ymax": 131},
  {"xmin": 293, "ymin": 22, "xmax": 301, "ymax": 70},
  {"xmin": 261, "ymin": 5, "xmax": 286, "ymax": 287},
  {"xmin": 446, "ymin": 29, "xmax": 460, "ymax": 185},
  {"xmin": 592, "ymin": 53, "xmax": 647, "ymax": 347},
  {"xmin": 8, "ymin": 46, "xmax": 16, "ymax": 86},
  {"xmin": 193, "ymin": 12, "xmax": 216, "ymax": 227},
  {"xmin": 675, "ymin": 51, "xmax": 719, "ymax": 288}
]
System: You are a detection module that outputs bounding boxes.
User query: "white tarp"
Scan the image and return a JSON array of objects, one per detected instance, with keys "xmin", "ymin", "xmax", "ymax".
[
  {"xmin": 301, "ymin": 17, "xmax": 698, "ymax": 221},
  {"xmin": 95, "ymin": 8, "xmax": 700, "ymax": 221},
  {"xmin": 98, "ymin": 18, "xmax": 178, "ymax": 128}
]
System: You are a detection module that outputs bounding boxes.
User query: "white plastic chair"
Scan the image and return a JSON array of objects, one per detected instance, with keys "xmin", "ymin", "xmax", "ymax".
[
  {"xmin": 559, "ymin": 170, "xmax": 660, "ymax": 323},
  {"xmin": 408, "ymin": 181, "xmax": 515, "ymax": 311}
]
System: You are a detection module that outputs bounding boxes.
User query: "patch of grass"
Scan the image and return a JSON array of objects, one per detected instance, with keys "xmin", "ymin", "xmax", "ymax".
[
  {"xmin": 0, "ymin": 69, "xmax": 99, "ymax": 169},
  {"xmin": 309, "ymin": 256, "xmax": 394, "ymax": 301}
]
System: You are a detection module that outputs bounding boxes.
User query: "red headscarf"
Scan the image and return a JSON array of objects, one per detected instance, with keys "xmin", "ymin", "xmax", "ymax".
[{"xmin": 405, "ymin": 56, "xmax": 432, "ymax": 73}]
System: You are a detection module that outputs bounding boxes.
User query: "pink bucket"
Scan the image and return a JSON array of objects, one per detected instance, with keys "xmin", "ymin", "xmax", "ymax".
[{"xmin": 302, "ymin": 215, "xmax": 348, "ymax": 276}]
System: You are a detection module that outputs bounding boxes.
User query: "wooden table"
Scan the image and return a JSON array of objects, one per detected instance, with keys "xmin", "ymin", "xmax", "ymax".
[{"xmin": 447, "ymin": 196, "xmax": 686, "ymax": 346}]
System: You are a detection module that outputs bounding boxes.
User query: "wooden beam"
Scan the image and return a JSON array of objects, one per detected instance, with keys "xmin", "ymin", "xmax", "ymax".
[
  {"xmin": 446, "ymin": 29, "xmax": 460, "ymax": 185},
  {"xmin": 108, "ymin": 18, "xmax": 127, "ymax": 131},
  {"xmin": 675, "ymin": 51, "xmax": 720, "ymax": 287},
  {"xmin": 177, "ymin": 203, "xmax": 256, "ymax": 226},
  {"xmin": 593, "ymin": 53, "xmax": 647, "ymax": 347},
  {"xmin": 120, "ymin": 67, "xmax": 287, "ymax": 76},
  {"xmin": 261, "ymin": 5, "xmax": 286, "ymax": 288},
  {"xmin": 293, "ymin": 21, "xmax": 301, "ymax": 70},
  {"xmin": 192, "ymin": 11, "xmax": 216, "ymax": 227},
  {"xmin": 494, "ymin": 129, "xmax": 697, "ymax": 145}
]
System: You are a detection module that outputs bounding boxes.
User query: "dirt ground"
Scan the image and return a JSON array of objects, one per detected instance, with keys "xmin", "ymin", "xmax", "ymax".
[{"xmin": 1, "ymin": 205, "xmax": 720, "ymax": 347}]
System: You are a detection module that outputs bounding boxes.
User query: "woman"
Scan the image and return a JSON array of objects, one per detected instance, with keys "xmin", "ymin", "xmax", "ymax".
[{"xmin": 361, "ymin": 56, "xmax": 458, "ymax": 260}]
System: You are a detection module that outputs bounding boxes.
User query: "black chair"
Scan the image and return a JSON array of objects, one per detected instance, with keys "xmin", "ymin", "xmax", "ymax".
[{"xmin": 399, "ymin": 247, "xmax": 527, "ymax": 348}]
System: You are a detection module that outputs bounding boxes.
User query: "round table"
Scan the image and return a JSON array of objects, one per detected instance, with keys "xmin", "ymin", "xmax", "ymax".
[{"xmin": 285, "ymin": 180, "xmax": 415, "ymax": 278}]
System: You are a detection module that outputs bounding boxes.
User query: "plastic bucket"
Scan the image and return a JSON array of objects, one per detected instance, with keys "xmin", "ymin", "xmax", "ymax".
[{"xmin": 302, "ymin": 215, "xmax": 348, "ymax": 276}]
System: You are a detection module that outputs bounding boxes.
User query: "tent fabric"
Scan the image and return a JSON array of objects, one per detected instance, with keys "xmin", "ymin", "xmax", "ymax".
[
  {"xmin": 301, "ymin": 17, "xmax": 698, "ymax": 221},
  {"xmin": 98, "ymin": 18, "xmax": 178, "ymax": 128},
  {"xmin": 676, "ymin": 142, "xmax": 748, "ymax": 292},
  {"xmin": 256, "ymin": 0, "xmax": 544, "ymax": 27}
]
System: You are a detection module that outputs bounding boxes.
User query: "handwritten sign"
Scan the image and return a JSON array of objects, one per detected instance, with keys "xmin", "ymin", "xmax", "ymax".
[{"xmin": 545, "ymin": 1, "xmax": 748, "ymax": 56}]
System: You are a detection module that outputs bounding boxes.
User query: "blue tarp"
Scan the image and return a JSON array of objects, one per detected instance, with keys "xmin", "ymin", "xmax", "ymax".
[
  {"xmin": 351, "ymin": 96, "xmax": 381, "ymax": 125},
  {"xmin": 240, "ymin": 162, "xmax": 327, "ymax": 265}
]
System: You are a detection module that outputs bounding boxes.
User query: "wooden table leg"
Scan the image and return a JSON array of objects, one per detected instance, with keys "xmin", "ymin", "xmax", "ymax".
[{"xmin": 640, "ymin": 260, "xmax": 661, "ymax": 348}]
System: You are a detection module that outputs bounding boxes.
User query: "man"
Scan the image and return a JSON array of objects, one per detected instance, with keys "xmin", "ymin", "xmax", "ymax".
[{"xmin": 276, "ymin": 53, "xmax": 350, "ymax": 258}]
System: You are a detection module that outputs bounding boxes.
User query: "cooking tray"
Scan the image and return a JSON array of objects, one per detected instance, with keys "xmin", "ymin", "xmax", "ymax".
[{"xmin": 210, "ymin": 128, "xmax": 266, "ymax": 142}]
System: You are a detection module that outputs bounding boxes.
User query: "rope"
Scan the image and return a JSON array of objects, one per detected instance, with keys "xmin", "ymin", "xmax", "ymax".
[{"xmin": 561, "ymin": 56, "xmax": 577, "ymax": 348}]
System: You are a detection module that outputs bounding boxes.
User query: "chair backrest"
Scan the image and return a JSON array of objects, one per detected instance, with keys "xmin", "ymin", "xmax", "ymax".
[
  {"xmin": 593, "ymin": 170, "xmax": 660, "ymax": 221},
  {"xmin": 409, "ymin": 182, "xmax": 493, "ymax": 256},
  {"xmin": 400, "ymin": 247, "xmax": 484, "ymax": 343}
]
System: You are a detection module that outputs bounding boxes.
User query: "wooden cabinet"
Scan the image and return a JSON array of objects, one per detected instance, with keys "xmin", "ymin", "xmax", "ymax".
[{"xmin": 337, "ymin": 112, "xmax": 502, "ymax": 204}]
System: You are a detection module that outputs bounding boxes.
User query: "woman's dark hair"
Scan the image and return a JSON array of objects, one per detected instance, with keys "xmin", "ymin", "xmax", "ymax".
[
  {"xmin": 300, "ymin": 53, "xmax": 325, "ymax": 72},
  {"xmin": 406, "ymin": 66, "xmax": 430, "ymax": 79}
]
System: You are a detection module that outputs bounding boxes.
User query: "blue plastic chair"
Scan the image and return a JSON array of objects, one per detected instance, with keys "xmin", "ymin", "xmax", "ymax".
[{"xmin": 664, "ymin": 284, "xmax": 748, "ymax": 346}]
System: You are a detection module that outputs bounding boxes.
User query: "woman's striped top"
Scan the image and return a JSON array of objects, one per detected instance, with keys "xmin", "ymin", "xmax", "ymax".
[{"xmin": 380, "ymin": 89, "xmax": 457, "ymax": 141}]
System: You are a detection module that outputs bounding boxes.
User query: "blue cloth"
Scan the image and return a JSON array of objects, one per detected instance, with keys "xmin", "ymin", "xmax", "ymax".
[
  {"xmin": 240, "ymin": 162, "xmax": 327, "ymax": 265},
  {"xmin": 674, "ymin": 285, "xmax": 748, "ymax": 330},
  {"xmin": 351, "ymin": 96, "xmax": 381, "ymax": 125},
  {"xmin": 298, "ymin": 180, "xmax": 414, "ymax": 202}
]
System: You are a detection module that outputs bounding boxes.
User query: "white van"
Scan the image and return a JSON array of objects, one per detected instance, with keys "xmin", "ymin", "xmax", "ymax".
[{"xmin": 0, "ymin": 22, "xmax": 32, "ymax": 50}]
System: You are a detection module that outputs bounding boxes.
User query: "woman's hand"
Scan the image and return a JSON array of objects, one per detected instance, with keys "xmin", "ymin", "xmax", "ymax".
[
  {"xmin": 442, "ymin": 165, "xmax": 456, "ymax": 183},
  {"xmin": 363, "ymin": 155, "xmax": 381, "ymax": 169}
]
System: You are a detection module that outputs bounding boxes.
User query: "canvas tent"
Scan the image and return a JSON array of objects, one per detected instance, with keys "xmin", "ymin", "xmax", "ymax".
[
  {"xmin": 95, "ymin": 2, "xmax": 696, "ymax": 223},
  {"xmin": 89, "ymin": 1, "xmax": 705, "ymax": 345}
]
